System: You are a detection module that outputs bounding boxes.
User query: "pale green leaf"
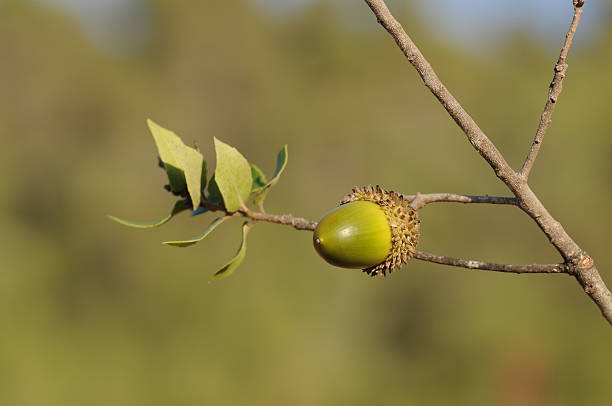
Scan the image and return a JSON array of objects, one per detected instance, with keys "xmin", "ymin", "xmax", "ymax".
[
  {"xmin": 108, "ymin": 200, "xmax": 189, "ymax": 229},
  {"xmin": 176, "ymin": 145, "xmax": 204, "ymax": 210},
  {"xmin": 147, "ymin": 119, "xmax": 207, "ymax": 209},
  {"xmin": 162, "ymin": 216, "xmax": 230, "ymax": 247},
  {"xmin": 210, "ymin": 222, "xmax": 252, "ymax": 281},
  {"xmin": 147, "ymin": 119, "xmax": 187, "ymax": 193},
  {"xmin": 252, "ymin": 145, "xmax": 288, "ymax": 204},
  {"xmin": 213, "ymin": 138, "xmax": 252, "ymax": 212}
]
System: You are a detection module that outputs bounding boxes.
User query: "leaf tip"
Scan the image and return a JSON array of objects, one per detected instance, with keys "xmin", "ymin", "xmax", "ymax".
[{"xmin": 161, "ymin": 240, "xmax": 185, "ymax": 247}]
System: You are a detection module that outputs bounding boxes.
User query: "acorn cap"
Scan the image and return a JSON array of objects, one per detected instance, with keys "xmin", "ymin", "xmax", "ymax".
[{"xmin": 340, "ymin": 185, "xmax": 420, "ymax": 276}]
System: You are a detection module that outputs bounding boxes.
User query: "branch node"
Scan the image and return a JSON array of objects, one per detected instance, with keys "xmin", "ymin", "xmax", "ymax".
[
  {"xmin": 409, "ymin": 192, "xmax": 423, "ymax": 210},
  {"xmin": 581, "ymin": 256, "xmax": 594, "ymax": 268}
]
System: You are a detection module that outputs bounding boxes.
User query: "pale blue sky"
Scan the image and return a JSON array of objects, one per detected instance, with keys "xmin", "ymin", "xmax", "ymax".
[{"xmin": 33, "ymin": 0, "xmax": 611, "ymax": 51}]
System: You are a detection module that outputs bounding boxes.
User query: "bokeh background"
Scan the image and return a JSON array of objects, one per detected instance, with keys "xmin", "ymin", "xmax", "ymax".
[{"xmin": 2, "ymin": 0, "xmax": 612, "ymax": 404}]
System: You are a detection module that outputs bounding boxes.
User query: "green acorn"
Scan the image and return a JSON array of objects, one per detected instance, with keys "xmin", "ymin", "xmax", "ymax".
[{"xmin": 313, "ymin": 185, "xmax": 420, "ymax": 276}]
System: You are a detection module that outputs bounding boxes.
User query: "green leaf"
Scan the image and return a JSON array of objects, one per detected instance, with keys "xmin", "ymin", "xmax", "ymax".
[
  {"xmin": 210, "ymin": 222, "xmax": 252, "ymax": 282},
  {"xmin": 163, "ymin": 216, "xmax": 230, "ymax": 247},
  {"xmin": 147, "ymin": 119, "xmax": 187, "ymax": 193},
  {"xmin": 176, "ymin": 145, "xmax": 204, "ymax": 210},
  {"xmin": 147, "ymin": 119, "xmax": 206, "ymax": 210},
  {"xmin": 250, "ymin": 164, "xmax": 268, "ymax": 190},
  {"xmin": 213, "ymin": 138, "xmax": 252, "ymax": 212},
  {"xmin": 252, "ymin": 145, "xmax": 288, "ymax": 204},
  {"xmin": 108, "ymin": 200, "xmax": 189, "ymax": 229}
]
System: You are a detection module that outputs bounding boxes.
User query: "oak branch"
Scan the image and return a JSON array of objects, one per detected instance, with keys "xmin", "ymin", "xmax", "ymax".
[{"xmin": 201, "ymin": 0, "xmax": 612, "ymax": 326}]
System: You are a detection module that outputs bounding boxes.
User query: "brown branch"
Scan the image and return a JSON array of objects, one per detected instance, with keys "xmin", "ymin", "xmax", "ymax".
[
  {"xmin": 519, "ymin": 1, "xmax": 584, "ymax": 179},
  {"xmin": 201, "ymin": 200, "xmax": 317, "ymax": 231},
  {"xmin": 362, "ymin": 0, "xmax": 571, "ymax": 256},
  {"xmin": 364, "ymin": 0, "xmax": 612, "ymax": 325},
  {"xmin": 403, "ymin": 193, "xmax": 517, "ymax": 210},
  {"xmin": 240, "ymin": 211, "xmax": 569, "ymax": 275},
  {"xmin": 202, "ymin": 202, "xmax": 569, "ymax": 274},
  {"xmin": 240, "ymin": 209, "xmax": 316, "ymax": 231},
  {"xmin": 413, "ymin": 251, "xmax": 567, "ymax": 274}
]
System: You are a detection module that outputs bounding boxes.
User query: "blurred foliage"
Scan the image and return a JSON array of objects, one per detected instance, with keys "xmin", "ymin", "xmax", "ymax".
[{"xmin": 1, "ymin": 0, "xmax": 612, "ymax": 405}]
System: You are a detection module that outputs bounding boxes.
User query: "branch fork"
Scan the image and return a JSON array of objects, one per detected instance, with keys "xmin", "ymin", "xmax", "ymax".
[{"xmin": 361, "ymin": 0, "xmax": 612, "ymax": 325}]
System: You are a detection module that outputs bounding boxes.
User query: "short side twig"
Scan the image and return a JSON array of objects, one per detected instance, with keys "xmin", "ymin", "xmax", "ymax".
[
  {"xmin": 519, "ymin": 1, "xmax": 584, "ymax": 179},
  {"xmin": 413, "ymin": 251, "xmax": 567, "ymax": 274},
  {"xmin": 403, "ymin": 193, "xmax": 517, "ymax": 210}
]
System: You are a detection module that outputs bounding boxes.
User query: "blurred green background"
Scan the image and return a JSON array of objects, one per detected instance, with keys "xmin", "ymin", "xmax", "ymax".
[{"xmin": 2, "ymin": 0, "xmax": 612, "ymax": 404}]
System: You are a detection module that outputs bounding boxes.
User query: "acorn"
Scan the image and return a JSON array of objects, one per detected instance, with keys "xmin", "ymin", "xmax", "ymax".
[{"xmin": 313, "ymin": 185, "xmax": 420, "ymax": 276}]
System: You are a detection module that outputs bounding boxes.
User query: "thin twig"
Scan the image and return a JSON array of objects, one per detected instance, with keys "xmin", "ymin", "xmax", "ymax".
[
  {"xmin": 241, "ymin": 209, "xmax": 317, "ymax": 231},
  {"xmin": 364, "ymin": 0, "xmax": 612, "ymax": 325},
  {"xmin": 519, "ymin": 1, "xmax": 584, "ymax": 179},
  {"xmin": 402, "ymin": 193, "xmax": 517, "ymax": 210},
  {"xmin": 201, "ymin": 200, "xmax": 317, "ymax": 231},
  {"xmin": 413, "ymin": 251, "xmax": 567, "ymax": 274}
]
